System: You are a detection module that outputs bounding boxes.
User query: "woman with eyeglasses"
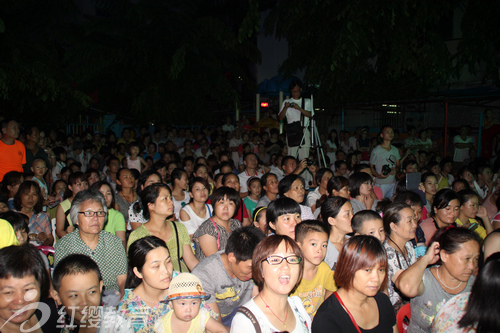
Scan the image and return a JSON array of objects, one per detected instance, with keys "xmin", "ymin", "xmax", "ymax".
[
  {"xmin": 349, "ymin": 172, "xmax": 379, "ymax": 214},
  {"xmin": 313, "ymin": 235, "xmax": 396, "ymax": 333},
  {"xmin": 54, "ymin": 189, "xmax": 128, "ymax": 306},
  {"xmin": 231, "ymin": 234, "xmax": 311, "ymax": 333}
]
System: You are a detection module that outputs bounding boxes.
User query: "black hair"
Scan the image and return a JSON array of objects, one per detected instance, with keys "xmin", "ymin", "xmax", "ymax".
[
  {"xmin": 288, "ymin": 79, "xmax": 303, "ymax": 92},
  {"xmin": 266, "ymin": 197, "xmax": 301, "ymax": 231},
  {"xmin": 0, "ymin": 211, "xmax": 29, "ymax": 233},
  {"xmin": 334, "ymin": 160, "xmax": 347, "ymax": 171},
  {"xmin": 278, "ymin": 174, "xmax": 305, "ymax": 197},
  {"xmin": 211, "ymin": 187, "xmax": 240, "ymax": 214},
  {"xmin": 315, "ymin": 168, "xmax": 333, "ymax": 185},
  {"xmin": 459, "ymin": 252, "xmax": 500, "ymax": 331},
  {"xmin": 137, "ymin": 169, "xmax": 162, "ymax": 191},
  {"xmin": 222, "ymin": 172, "xmax": 239, "ymax": 186},
  {"xmin": 393, "ymin": 190, "xmax": 424, "ymax": 207},
  {"xmin": 281, "ymin": 155, "xmax": 296, "ymax": 168},
  {"xmin": 91, "ymin": 180, "xmax": 116, "ymax": 209},
  {"xmin": 421, "ymin": 171, "xmax": 437, "ymax": 183},
  {"xmin": 65, "ymin": 171, "xmax": 87, "ymax": 198},
  {"xmin": 126, "ymin": 236, "xmax": 169, "ymax": 289},
  {"xmin": 0, "ymin": 244, "xmax": 49, "ymax": 299},
  {"xmin": 353, "ymin": 164, "xmax": 371, "ymax": 173},
  {"xmin": 138, "ymin": 183, "xmax": 172, "ymax": 220},
  {"xmin": 452, "ymin": 179, "xmax": 471, "ymax": 192},
  {"xmin": 430, "ymin": 189, "xmax": 460, "ymax": 217},
  {"xmin": 224, "ymin": 227, "xmax": 266, "ymax": 262},
  {"xmin": 170, "ymin": 168, "xmax": 187, "ymax": 188},
  {"xmin": 295, "ymin": 220, "xmax": 329, "ymax": 243},
  {"xmin": 430, "ymin": 227, "xmax": 480, "ymax": 257},
  {"xmin": 53, "ymin": 147, "xmax": 67, "ymax": 161},
  {"xmin": 14, "ymin": 181, "xmax": 44, "ymax": 213},
  {"xmin": 260, "ymin": 172, "xmax": 278, "ymax": 189},
  {"xmin": 193, "ymin": 163, "xmax": 208, "ymax": 175},
  {"xmin": 352, "ymin": 210, "xmax": 383, "ymax": 234},
  {"xmin": 402, "ymin": 158, "xmax": 418, "ymax": 171},
  {"xmin": 0, "ymin": 171, "xmax": 23, "ymax": 197},
  {"xmin": 327, "ymin": 176, "xmax": 349, "ymax": 196},
  {"xmin": 320, "ymin": 196, "xmax": 350, "ymax": 233},
  {"xmin": 382, "ymin": 202, "xmax": 412, "ymax": 236},
  {"xmin": 348, "ymin": 172, "xmax": 373, "ymax": 197},
  {"xmin": 458, "ymin": 189, "xmax": 479, "ymax": 205},
  {"xmin": 52, "ymin": 254, "xmax": 102, "ymax": 292}
]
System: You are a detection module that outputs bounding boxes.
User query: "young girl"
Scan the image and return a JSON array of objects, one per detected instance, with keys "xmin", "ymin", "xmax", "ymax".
[
  {"xmin": 192, "ymin": 163, "xmax": 214, "ymax": 194},
  {"xmin": 156, "ymin": 273, "xmax": 227, "ymax": 333},
  {"xmin": 0, "ymin": 171, "xmax": 23, "ymax": 210},
  {"xmin": 31, "ymin": 158, "xmax": 50, "ymax": 209},
  {"xmin": 179, "ymin": 177, "xmax": 212, "ymax": 237},
  {"xmin": 125, "ymin": 142, "xmax": 148, "ymax": 173},
  {"xmin": 171, "ymin": 168, "xmax": 191, "ymax": 220},
  {"xmin": 51, "ymin": 146, "xmax": 67, "ymax": 182},
  {"xmin": 351, "ymin": 210, "xmax": 385, "ymax": 242},
  {"xmin": 243, "ymin": 177, "xmax": 261, "ymax": 218},
  {"xmin": 252, "ymin": 206, "xmax": 267, "ymax": 235}
]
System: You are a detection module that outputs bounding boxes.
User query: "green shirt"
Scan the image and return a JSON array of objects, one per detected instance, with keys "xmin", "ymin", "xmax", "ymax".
[
  {"xmin": 104, "ymin": 208, "xmax": 126, "ymax": 235},
  {"xmin": 54, "ymin": 230, "xmax": 128, "ymax": 291},
  {"xmin": 127, "ymin": 222, "xmax": 192, "ymax": 272}
]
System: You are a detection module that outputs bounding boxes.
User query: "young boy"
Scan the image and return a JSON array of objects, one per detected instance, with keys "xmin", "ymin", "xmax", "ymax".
[
  {"xmin": 351, "ymin": 210, "xmax": 386, "ymax": 243},
  {"xmin": 156, "ymin": 273, "xmax": 227, "ymax": 333},
  {"xmin": 292, "ymin": 220, "xmax": 337, "ymax": 319},
  {"xmin": 31, "ymin": 158, "xmax": 50, "ymax": 209},
  {"xmin": 51, "ymin": 254, "xmax": 132, "ymax": 333}
]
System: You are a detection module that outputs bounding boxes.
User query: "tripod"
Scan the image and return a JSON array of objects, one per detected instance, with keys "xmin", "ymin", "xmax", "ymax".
[{"xmin": 296, "ymin": 94, "xmax": 327, "ymax": 168}]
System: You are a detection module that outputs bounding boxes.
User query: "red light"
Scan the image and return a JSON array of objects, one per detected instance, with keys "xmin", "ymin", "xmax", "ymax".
[{"xmin": 260, "ymin": 102, "xmax": 269, "ymax": 108}]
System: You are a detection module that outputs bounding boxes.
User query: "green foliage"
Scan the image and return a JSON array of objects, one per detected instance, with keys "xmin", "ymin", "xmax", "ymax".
[{"xmin": 264, "ymin": 0, "xmax": 492, "ymax": 107}]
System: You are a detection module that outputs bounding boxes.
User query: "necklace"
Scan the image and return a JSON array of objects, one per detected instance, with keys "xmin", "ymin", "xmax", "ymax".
[
  {"xmin": 259, "ymin": 293, "xmax": 288, "ymax": 329},
  {"xmin": 436, "ymin": 266, "xmax": 463, "ymax": 290},
  {"xmin": 388, "ymin": 237, "xmax": 410, "ymax": 269},
  {"xmin": 139, "ymin": 290, "xmax": 162, "ymax": 307}
]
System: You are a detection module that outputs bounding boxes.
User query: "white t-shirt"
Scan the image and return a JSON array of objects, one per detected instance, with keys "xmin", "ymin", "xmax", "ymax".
[
  {"xmin": 231, "ymin": 296, "xmax": 311, "ymax": 333},
  {"xmin": 238, "ymin": 170, "xmax": 264, "ymax": 193},
  {"xmin": 280, "ymin": 98, "xmax": 311, "ymax": 127},
  {"xmin": 453, "ymin": 135, "xmax": 474, "ymax": 162}
]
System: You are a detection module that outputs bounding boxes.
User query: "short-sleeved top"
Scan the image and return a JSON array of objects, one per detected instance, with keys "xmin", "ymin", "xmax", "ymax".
[
  {"xmin": 0, "ymin": 219, "xmax": 19, "ymax": 247},
  {"xmin": 115, "ymin": 193, "xmax": 136, "ymax": 228},
  {"xmin": 127, "ymin": 222, "xmax": 192, "ymax": 272},
  {"xmin": 313, "ymin": 292, "xmax": 395, "ymax": 333},
  {"xmin": 231, "ymin": 296, "xmax": 311, "ymax": 333},
  {"xmin": 243, "ymin": 196, "xmax": 258, "ymax": 218},
  {"xmin": 0, "ymin": 140, "xmax": 26, "ymax": 182},
  {"xmin": 54, "ymin": 230, "xmax": 127, "ymax": 291},
  {"xmin": 306, "ymin": 187, "xmax": 322, "ymax": 208},
  {"xmin": 192, "ymin": 252, "xmax": 255, "ymax": 318},
  {"xmin": 104, "ymin": 208, "xmax": 126, "ymax": 236},
  {"xmin": 324, "ymin": 237, "xmax": 350, "ymax": 270},
  {"xmin": 290, "ymin": 261, "xmax": 337, "ymax": 318},
  {"xmin": 420, "ymin": 218, "xmax": 440, "ymax": 246},
  {"xmin": 238, "ymin": 170, "xmax": 264, "ymax": 194},
  {"xmin": 300, "ymin": 204, "xmax": 315, "ymax": 221},
  {"xmin": 192, "ymin": 218, "xmax": 241, "ymax": 261},
  {"xmin": 430, "ymin": 292, "xmax": 473, "ymax": 333},
  {"xmin": 180, "ymin": 203, "xmax": 213, "ymax": 235},
  {"xmin": 453, "ymin": 135, "xmax": 474, "ymax": 162},
  {"xmin": 455, "ymin": 218, "xmax": 487, "ymax": 241},
  {"xmin": 256, "ymin": 195, "xmax": 272, "ymax": 208},
  {"xmin": 157, "ymin": 308, "xmax": 210, "ymax": 333},
  {"xmin": 370, "ymin": 145, "xmax": 400, "ymax": 185},
  {"xmin": 27, "ymin": 212, "xmax": 52, "ymax": 236},
  {"xmin": 172, "ymin": 191, "xmax": 190, "ymax": 219},
  {"xmin": 408, "ymin": 268, "xmax": 475, "ymax": 333},
  {"xmin": 384, "ymin": 241, "xmax": 416, "ymax": 307},
  {"xmin": 350, "ymin": 198, "xmax": 379, "ymax": 215}
]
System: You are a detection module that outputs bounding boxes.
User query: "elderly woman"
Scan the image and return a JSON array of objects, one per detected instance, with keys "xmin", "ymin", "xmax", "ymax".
[
  {"xmin": 54, "ymin": 189, "xmax": 128, "ymax": 304},
  {"xmin": 0, "ymin": 244, "xmax": 57, "ymax": 332},
  {"xmin": 14, "ymin": 181, "xmax": 54, "ymax": 246},
  {"xmin": 396, "ymin": 227, "xmax": 480, "ymax": 333},
  {"xmin": 231, "ymin": 235, "xmax": 311, "ymax": 333},
  {"xmin": 313, "ymin": 236, "xmax": 396, "ymax": 332}
]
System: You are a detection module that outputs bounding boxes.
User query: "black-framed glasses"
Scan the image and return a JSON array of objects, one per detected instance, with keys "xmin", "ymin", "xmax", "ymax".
[
  {"xmin": 78, "ymin": 211, "xmax": 106, "ymax": 218},
  {"xmin": 262, "ymin": 255, "xmax": 302, "ymax": 265}
]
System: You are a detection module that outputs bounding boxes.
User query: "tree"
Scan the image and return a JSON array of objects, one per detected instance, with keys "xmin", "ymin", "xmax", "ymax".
[{"xmin": 264, "ymin": 0, "xmax": 495, "ymax": 107}]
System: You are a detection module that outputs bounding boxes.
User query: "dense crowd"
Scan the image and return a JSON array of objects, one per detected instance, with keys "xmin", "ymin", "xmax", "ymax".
[{"xmin": 0, "ymin": 113, "xmax": 499, "ymax": 333}]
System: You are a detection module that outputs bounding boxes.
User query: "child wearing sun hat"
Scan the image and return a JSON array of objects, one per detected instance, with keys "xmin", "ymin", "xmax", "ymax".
[{"xmin": 156, "ymin": 273, "xmax": 227, "ymax": 333}]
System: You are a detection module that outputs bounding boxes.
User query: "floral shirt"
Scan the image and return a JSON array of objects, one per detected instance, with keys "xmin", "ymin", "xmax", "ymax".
[{"xmin": 431, "ymin": 292, "xmax": 475, "ymax": 333}]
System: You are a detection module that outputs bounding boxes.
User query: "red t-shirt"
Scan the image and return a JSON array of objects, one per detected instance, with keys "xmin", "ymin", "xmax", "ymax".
[{"xmin": 0, "ymin": 140, "xmax": 26, "ymax": 181}]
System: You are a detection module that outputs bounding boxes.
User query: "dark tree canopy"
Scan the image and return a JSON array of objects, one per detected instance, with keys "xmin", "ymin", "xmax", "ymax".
[
  {"xmin": 0, "ymin": 0, "xmax": 261, "ymax": 125},
  {"xmin": 264, "ymin": 0, "xmax": 500, "ymax": 107}
]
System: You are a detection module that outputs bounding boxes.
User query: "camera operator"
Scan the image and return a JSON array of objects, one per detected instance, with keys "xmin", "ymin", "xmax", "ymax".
[{"xmin": 278, "ymin": 79, "xmax": 312, "ymax": 160}]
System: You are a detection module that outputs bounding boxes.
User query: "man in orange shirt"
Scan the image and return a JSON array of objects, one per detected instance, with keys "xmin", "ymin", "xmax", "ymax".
[{"xmin": 0, "ymin": 119, "xmax": 26, "ymax": 181}]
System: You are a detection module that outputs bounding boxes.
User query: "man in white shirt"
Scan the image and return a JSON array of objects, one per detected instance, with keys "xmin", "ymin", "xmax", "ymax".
[{"xmin": 278, "ymin": 80, "xmax": 312, "ymax": 160}]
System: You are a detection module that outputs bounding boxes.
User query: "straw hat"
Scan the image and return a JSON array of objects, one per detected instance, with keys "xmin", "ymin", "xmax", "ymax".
[{"xmin": 166, "ymin": 273, "xmax": 210, "ymax": 301}]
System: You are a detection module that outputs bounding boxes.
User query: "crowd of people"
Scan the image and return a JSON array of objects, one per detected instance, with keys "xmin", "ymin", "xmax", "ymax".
[{"xmin": 0, "ymin": 105, "xmax": 500, "ymax": 333}]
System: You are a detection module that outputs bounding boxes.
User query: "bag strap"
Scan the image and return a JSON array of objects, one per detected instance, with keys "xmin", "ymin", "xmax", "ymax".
[
  {"xmin": 236, "ymin": 306, "xmax": 262, "ymax": 333},
  {"xmin": 334, "ymin": 292, "xmax": 362, "ymax": 333},
  {"xmin": 206, "ymin": 203, "xmax": 212, "ymax": 217},
  {"xmin": 171, "ymin": 222, "xmax": 183, "ymax": 272},
  {"xmin": 300, "ymin": 97, "xmax": 305, "ymax": 126}
]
